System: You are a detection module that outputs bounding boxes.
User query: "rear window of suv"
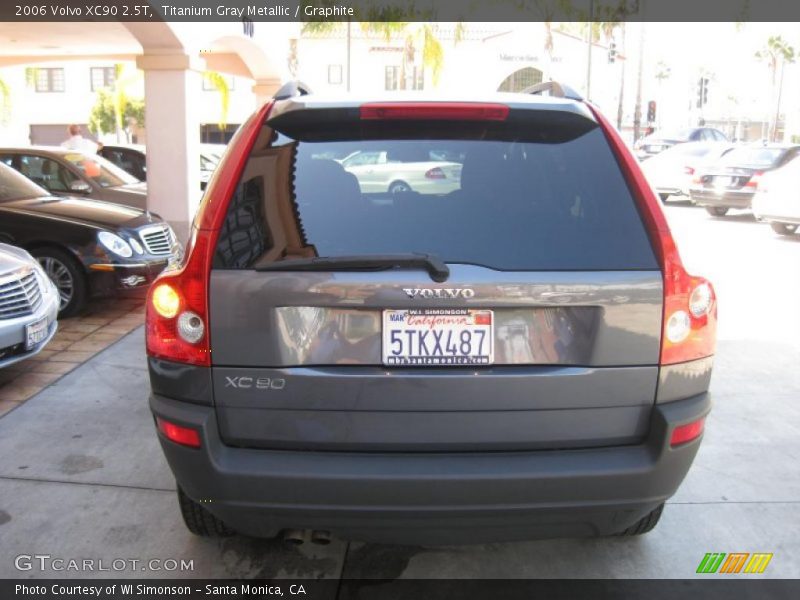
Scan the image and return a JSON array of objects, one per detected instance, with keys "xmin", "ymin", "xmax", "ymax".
[{"xmin": 213, "ymin": 109, "xmax": 658, "ymax": 271}]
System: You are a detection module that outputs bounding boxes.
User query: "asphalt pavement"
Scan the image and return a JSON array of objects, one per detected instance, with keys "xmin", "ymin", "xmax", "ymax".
[{"xmin": 0, "ymin": 203, "xmax": 798, "ymax": 580}]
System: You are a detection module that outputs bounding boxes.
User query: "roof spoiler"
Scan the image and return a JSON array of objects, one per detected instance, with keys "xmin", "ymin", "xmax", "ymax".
[
  {"xmin": 273, "ymin": 80, "xmax": 313, "ymax": 101},
  {"xmin": 521, "ymin": 81, "xmax": 583, "ymax": 101}
]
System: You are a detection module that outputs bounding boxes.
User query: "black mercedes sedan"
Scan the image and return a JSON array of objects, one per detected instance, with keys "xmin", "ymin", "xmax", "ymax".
[
  {"xmin": 0, "ymin": 162, "xmax": 182, "ymax": 317},
  {"xmin": 689, "ymin": 144, "xmax": 800, "ymax": 217}
]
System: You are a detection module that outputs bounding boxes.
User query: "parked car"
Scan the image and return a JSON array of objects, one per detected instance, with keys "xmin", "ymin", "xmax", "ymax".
[
  {"xmin": 689, "ymin": 144, "xmax": 800, "ymax": 216},
  {"xmin": 99, "ymin": 143, "xmax": 226, "ymax": 190},
  {"xmin": 146, "ymin": 85, "xmax": 716, "ymax": 544},
  {"xmin": 98, "ymin": 143, "xmax": 147, "ymax": 181},
  {"xmin": 0, "ymin": 147, "xmax": 147, "ymax": 210},
  {"xmin": 641, "ymin": 142, "xmax": 735, "ymax": 202},
  {"xmin": 635, "ymin": 127, "xmax": 728, "ymax": 161},
  {"xmin": 0, "ymin": 243, "xmax": 60, "ymax": 368},
  {"xmin": 752, "ymin": 155, "xmax": 800, "ymax": 236},
  {"xmin": 0, "ymin": 162, "xmax": 181, "ymax": 317},
  {"xmin": 338, "ymin": 149, "xmax": 463, "ymax": 194}
]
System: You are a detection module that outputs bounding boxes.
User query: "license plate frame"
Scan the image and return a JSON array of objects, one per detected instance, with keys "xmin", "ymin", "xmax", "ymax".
[
  {"xmin": 382, "ymin": 308, "xmax": 494, "ymax": 366},
  {"xmin": 25, "ymin": 317, "xmax": 49, "ymax": 351}
]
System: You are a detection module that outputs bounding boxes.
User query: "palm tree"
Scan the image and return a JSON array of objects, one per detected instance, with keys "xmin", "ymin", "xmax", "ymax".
[
  {"xmin": 202, "ymin": 71, "xmax": 231, "ymax": 130},
  {"xmin": 756, "ymin": 35, "xmax": 796, "ymax": 141},
  {"xmin": 302, "ymin": 21, "xmax": 453, "ymax": 90},
  {"xmin": 0, "ymin": 77, "xmax": 10, "ymax": 124}
]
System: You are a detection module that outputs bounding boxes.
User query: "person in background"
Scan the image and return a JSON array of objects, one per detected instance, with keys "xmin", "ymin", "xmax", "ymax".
[{"xmin": 61, "ymin": 124, "xmax": 99, "ymax": 153}]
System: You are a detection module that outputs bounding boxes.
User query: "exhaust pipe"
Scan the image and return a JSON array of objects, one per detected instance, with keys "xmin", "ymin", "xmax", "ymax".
[
  {"xmin": 281, "ymin": 529, "xmax": 307, "ymax": 545},
  {"xmin": 310, "ymin": 530, "xmax": 332, "ymax": 545}
]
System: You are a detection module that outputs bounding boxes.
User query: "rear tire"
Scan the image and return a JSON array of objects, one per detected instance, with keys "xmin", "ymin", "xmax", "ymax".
[
  {"xmin": 616, "ymin": 503, "xmax": 664, "ymax": 536},
  {"xmin": 770, "ymin": 222, "xmax": 797, "ymax": 236},
  {"xmin": 31, "ymin": 246, "xmax": 87, "ymax": 318},
  {"xmin": 705, "ymin": 207, "xmax": 729, "ymax": 217},
  {"xmin": 389, "ymin": 180, "xmax": 411, "ymax": 194},
  {"xmin": 659, "ymin": 193, "xmax": 671, "ymax": 203},
  {"xmin": 177, "ymin": 487, "xmax": 234, "ymax": 537}
]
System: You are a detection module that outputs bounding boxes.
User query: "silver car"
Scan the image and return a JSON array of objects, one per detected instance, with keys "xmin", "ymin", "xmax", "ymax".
[
  {"xmin": 0, "ymin": 243, "xmax": 59, "ymax": 368},
  {"xmin": 0, "ymin": 147, "xmax": 147, "ymax": 211}
]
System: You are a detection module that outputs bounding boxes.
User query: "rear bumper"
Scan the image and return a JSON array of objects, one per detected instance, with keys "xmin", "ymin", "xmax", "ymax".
[
  {"xmin": 690, "ymin": 189, "xmax": 754, "ymax": 209},
  {"xmin": 150, "ymin": 391, "xmax": 711, "ymax": 544}
]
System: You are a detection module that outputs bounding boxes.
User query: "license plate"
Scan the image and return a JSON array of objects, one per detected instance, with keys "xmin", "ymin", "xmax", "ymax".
[
  {"xmin": 645, "ymin": 145, "xmax": 664, "ymax": 153},
  {"xmin": 25, "ymin": 317, "xmax": 48, "ymax": 351},
  {"xmin": 382, "ymin": 309, "xmax": 494, "ymax": 366},
  {"xmin": 714, "ymin": 176, "xmax": 732, "ymax": 188}
]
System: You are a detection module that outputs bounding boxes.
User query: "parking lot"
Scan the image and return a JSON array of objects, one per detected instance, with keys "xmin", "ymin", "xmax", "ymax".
[{"xmin": 0, "ymin": 202, "xmax": 798, "ymax": 581}]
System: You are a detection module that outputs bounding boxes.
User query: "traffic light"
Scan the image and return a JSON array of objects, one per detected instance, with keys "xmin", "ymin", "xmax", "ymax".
[
  {"xmin": 647, "ymin": 100, "xmax": 656, "ymax": 123},
  {"xmin": 702, "ymin": 78, "xmax": 709, "ymax": 105},
  {"xmin": 608, "ymin": 41, "xmax": 617, "ymax": 64}
]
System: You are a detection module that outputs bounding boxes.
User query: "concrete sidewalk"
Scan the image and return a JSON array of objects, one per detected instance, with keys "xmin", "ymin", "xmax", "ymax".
[{"xmin": 0, "ymin": 327, "xmax": 797, "ymax": 580}]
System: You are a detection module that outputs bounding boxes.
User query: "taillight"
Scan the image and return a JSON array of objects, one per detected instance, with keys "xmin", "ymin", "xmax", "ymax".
[
  {"xmin": 683, "ymin": 166, "xmax": 695, "ymax": 175},
  {"xmin": 589, "ymin": 104, "xmax": 717, "ymax": 366},
  {"xmin": 156, "ymin": 417, "xmax": 201, "ymax": 448},
  {"xmin": 360, "ymin": 102, "xmax": 510, "ymax": 122},
  {"xmin": 745, "ymin": 170, "xmax": 765, "ymax": 188},
  {"xmin": 147, "ymin": 100, "xmax": 275, "ymax": 366},
  {"xmin": 145, "ymin": 230, "xmax": 213, "ymax": 366},
  {"xmin": 670, "ymin": 417, "xmax": 706, "ymax": 447},
  {"xmin": 425, "ymin": 167, "xmax": 446, "ymax": 179}
]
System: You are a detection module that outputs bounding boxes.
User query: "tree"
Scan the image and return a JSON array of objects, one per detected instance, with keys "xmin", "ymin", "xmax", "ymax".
[
  {"xmin": 756, "ymin": 35, "xmax": 796, "ymax": 141},
  {"xmin": 0, "ymin": 77, "xmax": 10, "ymax": 124},
  {"xmin": 202, "ymin": 71, "xmax": 231, "ymax": 130},
  {"xmin": 88, "ymin": 88, "xmax": 144, "ymax": 141},
  {"xmin": 302, "ymin": 20, "xmax": 453, "ymax": 90}
]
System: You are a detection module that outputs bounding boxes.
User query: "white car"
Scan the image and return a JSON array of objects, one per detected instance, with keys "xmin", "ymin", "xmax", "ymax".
[
  {"xmin": 641, "ymin": 142, "xmax": 734, "ymax": 202},
  {"xmin": 0, "ymin": 243, "xmax": 59, "ymax": 368},
  {"xmin": 752, "ymin": 156, "xmax": 800, "ymax": 236},
  {"xmin": 338, "ymin": 150, "xmax": 463, "ymax": 194}
]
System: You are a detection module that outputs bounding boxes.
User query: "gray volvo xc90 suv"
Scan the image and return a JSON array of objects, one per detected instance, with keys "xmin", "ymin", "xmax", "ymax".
[{"xmin": 146, "ymin": 82, "xmax": 717, "ymax": 544}]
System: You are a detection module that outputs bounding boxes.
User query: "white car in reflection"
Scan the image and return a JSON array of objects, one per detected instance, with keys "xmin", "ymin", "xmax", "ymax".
[
  {"xmin": 338, "ymin": 151, "xmax": 462, "ymax": 194},
  {"xmin": 753, "ymin": 155, "xmax": 800, "ymax": 236},
  {"xmin": 640, "ymin": 142, "xmax": 735, "ymax": 202},
  {"xmin": 0, "ymin": 243, "xmax": 59, "ymax": 368}
]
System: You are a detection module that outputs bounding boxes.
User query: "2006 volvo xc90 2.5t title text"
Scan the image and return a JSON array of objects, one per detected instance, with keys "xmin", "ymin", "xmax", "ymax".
[{"xmin": 146, "ymin": 82, "xmax": 717, "ymax": 545}]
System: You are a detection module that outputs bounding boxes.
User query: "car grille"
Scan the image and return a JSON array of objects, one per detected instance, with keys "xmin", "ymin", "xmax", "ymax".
[
  {"xmin": 0, "ymin": 270, "xmax": 42, "ymax": 320},
  {"xmin": 139, "ymin": 225, "xmax": 174, "ymax": 256}
]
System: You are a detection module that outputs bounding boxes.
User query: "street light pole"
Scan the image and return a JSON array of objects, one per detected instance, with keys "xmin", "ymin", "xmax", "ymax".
[
  {"xmin": 585, "ymin": 0, "xmax": 594, "ymax": 100},
  {"xmin": 346, "ymin": 19, "xmax": 352, "ymax": 92}
]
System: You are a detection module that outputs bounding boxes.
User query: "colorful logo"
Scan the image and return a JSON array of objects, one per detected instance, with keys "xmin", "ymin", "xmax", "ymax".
[{"xmin": 697, "ymin": 553, "xmax": 773, "ymax": 574}]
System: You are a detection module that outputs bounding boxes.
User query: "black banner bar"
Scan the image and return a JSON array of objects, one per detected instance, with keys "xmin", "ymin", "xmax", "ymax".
[
  {"xmin": 1, "ymin": 0, "xmax": 800, "ymax": 23},
  {"xmin": 2, "ymin": 579, "xmax": 798, "ymax": 600}
]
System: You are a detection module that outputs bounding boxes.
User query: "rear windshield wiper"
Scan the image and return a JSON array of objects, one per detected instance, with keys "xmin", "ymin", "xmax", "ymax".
[{"xmin": 255, "ymin": 253, "xmax": 450, "ymax": 282}]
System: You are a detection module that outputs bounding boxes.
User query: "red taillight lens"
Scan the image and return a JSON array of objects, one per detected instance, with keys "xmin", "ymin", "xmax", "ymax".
[
  {"xmin": 147, "ymin": 101, "xmax": 275, "ymax": 366},
  {"xmin": 745, "ymin": 170, "xmax": 765, "ymax": 188},
  {"xmin": 425, "ymin": 167, "xmax": 446, "ymax": 179},
  {"xmin": 156, "ymin": 417, "xmax": 201, "ymax": 448},
  {"xmin": 588, "ymin": 104, "xmax": 717, "ymax": 366},
  {"xmin": 670, "ymin": 417, "xmax": 706, "ymax": 447},
  {"xmin": 360, "ymin": 102, "xmax": 510, "ymax": 122},
  {"xmin": 145, "ymin": 231, "xmax": 212, "ymax": 366},
  {"xmin": 683, "ymin": 166, "xmax": 695, "ymax": 175}
]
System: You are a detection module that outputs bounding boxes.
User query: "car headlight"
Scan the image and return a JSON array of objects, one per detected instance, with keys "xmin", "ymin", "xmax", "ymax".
[{"xmin": 98, "ymin": 231, "xmax": 133, "ymax": 258}]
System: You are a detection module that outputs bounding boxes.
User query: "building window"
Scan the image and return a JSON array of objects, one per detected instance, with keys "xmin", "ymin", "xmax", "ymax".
[
  {"xmin": 203, "ymin": 73, "xmax": 235, "ymax": 91},
  {"xmin": 412, "ymin": 66, "xmax": 424, "ymax": 91},
  {"xmin": 328, "ymin": 64, "xmax": 343, "ymax": 85},
  {"xmin": 90, "ymin": 67, "xmax": 116, "ymax": 91},
  {"xmin": 385, "ymin": 66, "xmax": 400, "ymax": 91},
  {"xmin": 35, "ymin": 68, "xmax": 65, "ymax": 93},
  {"xmin": 384, "ymin": 66, "xmax": 424, "ymax": 91}
]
